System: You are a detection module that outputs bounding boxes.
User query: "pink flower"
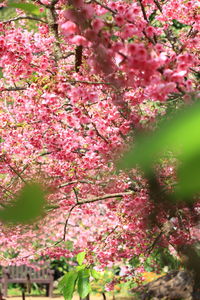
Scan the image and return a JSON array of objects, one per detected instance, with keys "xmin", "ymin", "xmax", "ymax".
[
  {"xmin": 91, "ymin": 18, "xmax": 104, "ymax": 33},
  {"xmin": 70, "ymin": 35, "xmax": 89, "ymax": 46},
  {"xmin": 128, "ymin": 43, "xmax": 139, "ymax": 55},
  {"xmin": 171, "ymin": 70, "xmax": 187, "ymax": 82},
  {"xmin": 61, "ymin": 21, "xmax": 78, "ymax": 37},
  {"xmin": 146, "ymin": 26, "xmax": 155, "ymax": 37},
  {"xmin": 115, "ymin": 15, "xmax": 125, "ymax": 26}
]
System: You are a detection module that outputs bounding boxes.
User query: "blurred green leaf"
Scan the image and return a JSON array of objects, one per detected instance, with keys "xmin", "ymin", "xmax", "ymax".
[
  {"xmin": 90, "ymin": 269, "xmax": 102, "ymax": 279},
  {"xmin": 0, "ymin": 68, "xmax": 3, "ymax": 78},
  {"xmin": 177, "ymin": 152, "xmax": 200, "ymax": 198},
  {"xmin": 0, "ymin": 183, "xmax": 45, "ymax": 224},
  {"xmin": 149, "ymin": 10, "xmax": 157, "ymax": 22},
  {"xmin": 118, "ymin": 99, "xmax": 200, "ymax": 198},
  {"xmin": 76, "ymin": 265, "xmax": 86, "ymax": 272},
  {"xmin": 58, "ymin": 271, "xmax": 78, "ymax": 300},
  {"xmin": 7, "ymin": 2, "xmax": 40, "ymax": 15},
  {"xmin": 77, "ymin": 251, "xmax": 86, "ymax": 266},
  {"xmin": 172, "ymin": 19, "xmax": 188, "ymax": 29},
  {"xmin": 77, "ymin": 269, "xmax": 90, "ymax": 299}
]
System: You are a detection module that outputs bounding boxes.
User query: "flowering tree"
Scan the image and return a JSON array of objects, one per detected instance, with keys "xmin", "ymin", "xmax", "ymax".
[{"xmin": 0, "ymin": 0, "xmax": 199, "ymax": 288}]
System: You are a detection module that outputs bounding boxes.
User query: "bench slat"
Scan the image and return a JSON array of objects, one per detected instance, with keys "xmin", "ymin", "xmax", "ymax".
[{"xmin": 1, "ymin": 265, "xmax": 54, "ymax": 297}]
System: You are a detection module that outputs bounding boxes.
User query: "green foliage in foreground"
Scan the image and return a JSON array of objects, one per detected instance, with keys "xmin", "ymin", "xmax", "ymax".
[
  {"xmin": 0, "ymin": 183, "xmax": 45, "ymax": 224},
  {"xmin": 58, "ymin": 252, "xmax": 102, "ymax": 300},
  {"xmin": 118, "ymin": 98, "xmax": 200, "ymax": 201},
  {"xmin": 7, "ymin": 1, "xmax": 41, "ymax": 15}
]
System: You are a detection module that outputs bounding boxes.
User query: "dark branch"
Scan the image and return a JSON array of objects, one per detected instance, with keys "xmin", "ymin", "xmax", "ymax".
[
  {"xmin": 153, "ymin": 0, "xmax": 162, "ymax": 13},
  {"xmin": 1, "ymin": 87, "xmax": 27, "ymax": 92},
  {"xmin": 58, "ymin": 191, "xmax": 134, "ymax": 242},
  {"xmin": 2, "ymin": 16, "xmax": 47, "ymax": 24},
  {"xmin": 93, "ymin": 0, "xmax": 116, "ymax": 14},
  {"xmin": 138, "ymin": 0, "xmax": 148, "ymax": 22},
  {"xmin": 59, "ymin": 180, "xmax": 94, "ymax": 188},
  {"xmin": 78, "ymin": 191, "xmax": 134, "ymax": 204}
]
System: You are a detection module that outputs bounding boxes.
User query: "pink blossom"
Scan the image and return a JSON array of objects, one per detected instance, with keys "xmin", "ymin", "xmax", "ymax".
[
  {"xmin": 61, "ymin": 21, "xmax": 78, "ymax": 36},
  {"xmin": 70, "ymin": 35, "xmax": 89, "ymax": 46}
]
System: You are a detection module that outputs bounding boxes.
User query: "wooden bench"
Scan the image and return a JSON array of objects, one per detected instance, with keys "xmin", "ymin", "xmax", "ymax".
[{"xmin": 1, "ymin": 265, "xmax": 54, "ymax": 297}]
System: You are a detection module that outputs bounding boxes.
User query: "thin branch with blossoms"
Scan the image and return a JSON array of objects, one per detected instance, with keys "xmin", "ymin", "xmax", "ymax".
[
  {"xmin": 138, "ymin": 0, "xmax": 148, "ymax": 22},
  {"xmin": 153, "ymin": 0, "xmax": 163, "ymax": 13},
  {"xmin": 92, "ymin": 0, "xmax": 116, "ymax": 15},
  {"xmin": 58, "ymin": 191, "xmax": 134, "ymax": 243}
]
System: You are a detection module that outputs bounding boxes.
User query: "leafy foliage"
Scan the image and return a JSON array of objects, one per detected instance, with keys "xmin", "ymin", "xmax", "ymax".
[
  {"xmin": 59, "ymin": 252, "xmax": 102, "ymax": 300},
  {"xmin": 119, "ymin": 98, "xmax": 200, "ymax": 200},
  {"xmin": 0, "ymin": 183, "xmax": 45, "ymax": 224},
  {"xmin": 7, "ymin": 2, "xmax": 41, "ymax": 15}
]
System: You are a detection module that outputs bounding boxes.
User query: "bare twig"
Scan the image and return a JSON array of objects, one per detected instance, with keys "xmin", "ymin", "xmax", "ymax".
[
  {"xmin": 0, "ymin": 185, "xmax": 16, "ymax": 197},
  {"xmin": 78, "ymin": 191, "xmax": 134, "ymax": 204},
  {"xmin": 65, "ymin": 80, "xmax": 112, "ymax": 85},
  {"xmin": 61, "ymin": 52, "xmax": 75, "ymax": 59},
  {"xmin": 92, "ymin": 122, "xmax": 109, "ymax": 144},
  {"xmin": 7, "ymin": 164, "xmax": 27, "ymax": 184},
  {"xmin": 2, "ymin": 16, "xmax": 47, "ymax": 24},
  {"xmin": 73, "ymin": 187, "xmax": 79, "ymax": 203},
  {"xmin": 38, "ymin": 151, "xmax": 52, "ymax": 157},
  {"xmin": 55, "ymin": 203, "xmax": 77, "ymax": 243},
  {"xmin": 1, "ymin": 87, "xmax": 27, "ymax": 92},
  {"xmin": 59, "ymin": 180, "xmax": 94, "ymax": 188}
]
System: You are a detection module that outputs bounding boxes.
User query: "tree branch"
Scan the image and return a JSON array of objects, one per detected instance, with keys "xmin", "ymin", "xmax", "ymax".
[
  {"xmin": 55, "ymin": 203, "xmax": 77, "ymax": 243},
  {"xmin": 46, "ymin": 5, "xmax": 62, "ymax": 62},
  {"xmin": 59, "ymin": 180, "xmax": 94, "ymax": 188},
  {"xmin": 58, "ymin": 191, "xmax": 134, "ymax": 242},
  {"xmin": 153, "ymin": 0, "xmax": 162, "ymax": 13},
  {"xmin": 78, "ymin": 191, "xmax": 134, "ymax": 205},
  {"xmin": 138, "ymin": 0, "xmax": 148, "ymax": 22},
  {"xmin": 65, "ymin": 80, "xmax": 112, "ymax": 85},
  {"xmin": 7, "ymin": 164, "xmax": 27, "ymax": 184},
  {"xmin": 93, "ymin": 0, "xmax": 116, "ymax": 15},
  {"xmin": 1, "ymin": 87, "xmax": 27, "ymax": 92},
  {"xmin": 2, "ymin": 16, "xmax": 47, "ymax": 24}
]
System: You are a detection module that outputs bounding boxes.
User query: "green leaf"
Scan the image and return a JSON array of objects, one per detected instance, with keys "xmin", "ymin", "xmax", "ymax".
[
  {"xmin": 77, "ymin": 269, "xmax": 90, "ymax": 299},
  {"xmin": 90, "ymin": 269, "xmax": 102, "ymax": 279},
  {"xmin": 0, "ymin": 68, "xmax": 3, "ymax": 78},
  {"xmin": 77, "ymin": 251, "xmax": 86, "ymax": 265},
  {"xmin": 0, "ymin": 183, "xmax": 45, "ymax": 224},
  {"xmin": 149, "ymin": 10, "xmax": 157, "ymax": 22},
  {"xmin": 176, "ymin": 152, "xmax": 200, "ymax": 199},
  {"xmin": 58, "ymin": 271, "xmax": 78, "ymax": 300},
  {"xmin": 172, "ymin": 19, "xmax": 188, "ymax": 29},
  {"xmin": 118, "ymin": 99, "xmax": 200, "ymax": 198},
  {"xmin": 7, "ymin": 2, "xmax": 40, "ymax": 15},
  {"xmin": 76, "ymin": 265, "xmax": 86, "ymax": 272}
]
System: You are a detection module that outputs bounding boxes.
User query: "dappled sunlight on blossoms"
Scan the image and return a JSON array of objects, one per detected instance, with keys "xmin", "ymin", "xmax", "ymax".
[{"xmin": 0, "ymin": 0, "xmax": 199, "ymax": 272}]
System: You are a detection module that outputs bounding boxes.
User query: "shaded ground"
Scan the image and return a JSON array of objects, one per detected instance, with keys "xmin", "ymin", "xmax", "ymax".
[
  {"xmin": 7, "ymin": 296, "xmax": 133, "ymax": 300},
  {"xmin": 7, "ymin": 295, "xmax": 112, "ymax": 300}
]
